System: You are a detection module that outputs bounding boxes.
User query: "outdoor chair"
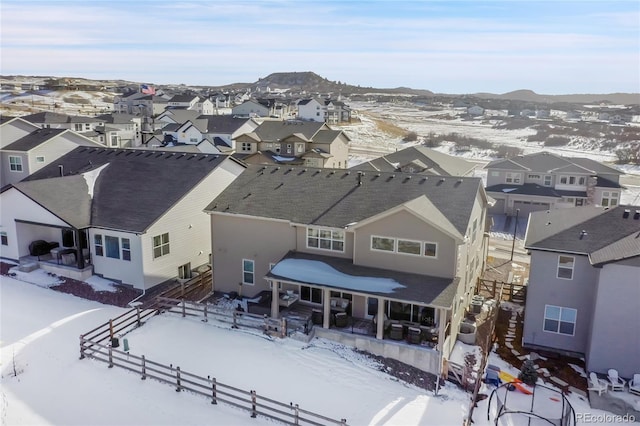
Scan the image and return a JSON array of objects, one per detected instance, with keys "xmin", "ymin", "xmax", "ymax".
[
  {"xmin": 587, "ymin": 372, "xmax": 608, "ymax": 396},
  {"xmin": 334, "ymin": 312, "xmax": 348, "ymax": 328},
  {"xmin": 407, "ymin": 327, "xmax": 421, "ymax": 344},
  {"xmin": 389, "ymin": 323, "xmax": 404, "ymax": 340},
  {"xmin": 607, "ymin": 369, "xmax": 626, "ymax": 392},
  {"xmin": 629, "ymin": 374, "xmax": 640, "ymax": 396}
]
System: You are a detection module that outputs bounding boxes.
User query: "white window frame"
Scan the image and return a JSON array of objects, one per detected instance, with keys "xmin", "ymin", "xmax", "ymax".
[
  {"xmin": 9, "ymin": 156, "xmax": 23, "ymax": 172},
  {"xmin": 300, "ymin": 285, "xmax": 322, "ymax": 304},
  {"xmin": 153, "ymin": 233, "xmax": 170, "ymax": 259},
  {"xmin": 543, "ymin": 305, "xmax": 577, "ymax": 336},
  {"xmin": 105, "ymin": 235, "xmax": 120, "ymax": 259},
  {"xmin": 505, "ymin": 173, "xmax": 521, "ymax": 183},
  {"xmin": 94, "ymin": 234, "xmax": 103, "ymax": 256},
  {"xmin": 371, "ymin": 235, "xmax": 395, "ymax": 252},
  {"xmin": 0, "ymin": 231, "xmax": 8, "ymax": 246},
  {"xmin": 424, "ymin": 242, "xmax": 438, "ymax": 258},
  {"xmin": 74, "ymin": 123, "xmax": 83, "ymax": 131},
  {"xmin": 242, "ymin": 259, "xmax": 255, "ymax": 285},
  {"xmin": 122, "ymin": 238, "xmax": 131, "ymax": 261},
  {"xmin": 307, "ymin": 227, "xmax": 345, "ymax": 252},
  {"xmin": 36, "ymin": 156, "xmax": 45, "ymax": 163},
  {"xmin": 110, "ymin": 135, "xmax": 119, "ymax": 147},
  {"xmin": 240, "ymin": 142, "xmax": 252, "ymax": 152},
  {"xmin": 557, "ymin": 255, "xmax": 575, "ymax": 280},
  {"xmin": 601, "ymin": 191, "xmax": 619, "ymax": 207},
  {"xmin": 397, "ymin": 238, "xmax": 422, "ymax": 256},
  {"xmin": 543, "ymin": 175, "xmax": 552, "ymax": 186},
  {"xmin": 371, "ymin": 235, "xmax": 438, "ymax": 258}
]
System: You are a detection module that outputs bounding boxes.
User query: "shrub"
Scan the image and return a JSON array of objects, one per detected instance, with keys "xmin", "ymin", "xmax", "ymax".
[
  {"xmin": 544, "ymin": 136, "xmax": 570, "ymax": 147},
  {"xmin": 403, "ymin": 131, "xmax": 418, "ymax": 142},
  {"xmin": 495, "ymin": 145, "xmax": 523, "ymax": 158},
  {"xmin": 518, "ymin": 359, "xmax": 538, "ymax": 386}
]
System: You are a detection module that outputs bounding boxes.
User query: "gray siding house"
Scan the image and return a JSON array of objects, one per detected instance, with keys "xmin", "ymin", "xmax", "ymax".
[
  {"xmin": 205, "ymin": 165, "xmax": 490, "ymax": 374},
  {"xmin": 523, "ymin": 205, "xmax": 640, "ymax": 378},
  {"xmin": 485, "ymin": 152, "xmax": 624, "ymax": 216}
]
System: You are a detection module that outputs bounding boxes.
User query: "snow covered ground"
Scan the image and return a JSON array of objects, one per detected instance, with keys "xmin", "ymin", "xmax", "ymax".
[{"xmin": 2, "ymin": 276, "xmax": 632, "ymax": 425}]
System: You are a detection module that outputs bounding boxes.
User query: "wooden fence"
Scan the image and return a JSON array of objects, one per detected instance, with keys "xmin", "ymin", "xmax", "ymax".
[
  {"xmin": 476, "ymin": 279, "xmax": 526, "ymax": 303},
  {"xmin": 79, "ymin": 298, "xmax": 347, "ymax": 425}
]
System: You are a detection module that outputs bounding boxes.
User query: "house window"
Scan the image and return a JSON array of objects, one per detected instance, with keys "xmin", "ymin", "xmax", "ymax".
[
  {"xmin": 601, "ymin": 191, "xmax": 619, "ymax": 207},
  {"xmin": 372, "ymin": 236, "xmax": 395, "ymax": 252},
  {"xmin": 286, "ymin": 144, "xmax": 292, "ymax": 154},
  {"xmin": 85, "ymin": 123, "xmax": 91, "ymax": 131},
  {"xmin": 506, "ymin": 173, "xmax": 521, "ymax": 183},
  {"xmin": 543, "ymin": 305, "xmax": 577, "ymax": 336},
  {"xmin": 424, "ymin": 242, "xmax": 437, "ymax": 257},
  {"xmin": 122, "ymin": 238, "xmax": 131, "ymax": 261},
  {"xmin": 0, "ymin": 231, "xmax": 7, "ymax": 246},
  {"xmin": 153, "ymin": 233, "xmax": 170, "ymax": 259},
  {"xmin": 190, "ymin": 138, "xmax": 198, "ymax": 143},
  {"xmin": 9, "ymin": 156, "xmax": 22, "ymax": 172},
  {"xmin": 240, "ymin": 142, "xmax": 252, "ymax": 152},
  {"xmin": 307, "ymin": 227, "xmax": 344, "ymax": 252},
  {"xmin": 490, "ymin": 171, "xmax": 500, "ymax": 177},
  {"xmin": 300, "ymin": 285, "xmax": 322, "ymax": 304},
  {"xmin": 242, "ymin": 259, "xmax": 254, "ymax": 285},
  {"xmin": 557, "ymin": 255, "xmax": 574, "ymax": 279},
  {"xmin": 296, "ymin": 143, "xmax": 304, "ymax": 153},
  {"xmin": 527, "ymin": 174, "xmax": 540, "ymax": 179},
  {"xmin": 544, "ymin": 175, "xmax": 552, "ymax": 186},
  {"xmin": 36, "ymin": 156, "xmax": 45, "ymax": 163},
  {"xmin": 74, "ymin": 123, "xmax": 83, "ymax": 131},
  {"xmin": 94, "ymin": 235, "xmax": 103, "ymax": 256},
  {"xmin": 105, "ymin": 236, "xmax": 120, "ymax": 259},
  {"xmin": 578, "ymin": 177, "xmax": 586, "ymax": 185},
  {"xmin": 397, "ymin": 239, "xmax": 421, "ymax": 255},
  {"xmin": 560, "ymin": 176, "xmax": 568, "ymax": 184},
  {"xmin": 569, "ymin": 176, "xmax": 576, "ymax": 184},
  {"xmin": 110, "ymin": 135, "xmax": 118, "ymax": 147}
]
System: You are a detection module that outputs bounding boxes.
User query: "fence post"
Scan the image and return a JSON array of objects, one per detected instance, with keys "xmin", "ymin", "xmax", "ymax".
[
  {"xmin": 182, "ymin": 299, "xmax": 186, "ymax": 317},
  {"xmin": 79, "ymin": 335, "xmax": 85, "ymax": 360},
  {"xmin": 250, "ymin": 390, "xmax": 257, "ymax": 418},
  {"xmin": 108, "ymin": 346, "xmax": 113, "ymax": 368},
  {"xmin": 136, "ymin": 307, "xmax": 141, "ymax": 326},
  {"xmin": 341, "ymin": 418, "xmax": 347, "ymax": 426},
  {"xmin": 203, "ymin": 304, "xmax": 208, "ymax": 322},
  {"xmin": 141, "ymin": 355, "xmax": 146, "ymax": 380},
  {"xmin": 509, "ymin": 284, "xmax": 514, "ymax": 301},
  {"xmin": 492, "ymin": 280, "xmax": 496, "ymax": 299},
  {"xmin": 281, "ymin": 318, "xmax": 287, "ymax": 338},
  {"xmin": 294, "ymin": 403, "xmax": 300, "ymax": 425},
  {"xmin": 109, "ymin": 319, "xmax": 114, "ymax": 341},
  {"xmin": 209, "ymin": 376, "xmax": 217, "ymax": 404},
  {"xmin": 263, "ymin": 315, "xmax": 269, "ymax": 334},
  {"xmin": 175, "ymin": 366, "xmax": 182, "ymax": 392}
]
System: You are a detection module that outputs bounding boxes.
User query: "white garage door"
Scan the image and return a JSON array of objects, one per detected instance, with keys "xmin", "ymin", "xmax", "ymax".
[{"xmin": 513, "ymin": 200, "xmax": 550, "ymax": 216}]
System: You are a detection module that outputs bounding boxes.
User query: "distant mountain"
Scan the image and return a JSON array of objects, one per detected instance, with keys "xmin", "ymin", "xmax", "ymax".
[{"xmin": 471, "ymin": 89, "xmax": 639, "ymax": 105}]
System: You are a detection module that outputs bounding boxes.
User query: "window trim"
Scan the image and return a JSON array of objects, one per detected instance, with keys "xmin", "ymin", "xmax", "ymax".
[
  {"xmin": 371, "ymin": 235, "xmax": 438, "ymax": 258},
  {"xmin": 543, "ymin": 305, "xmax": 577, "ymax": 336},
  {"xmin": 557, "ymin": 255, "xmax": 575, "ymax": 280},
  {"xmin": 397, "ymin": 238, "xmax": 422, "ymax": 256},
  {"xmin": 153, "ymin": 233, "xmax": 170, "ymax": 259},
  {"xmin": 505, "ymin": 172, "xmax": 521, "ymax": 184},
  {"xmin": 242, "ymin": 259, "xmax": 255, "ymax": 285},
  {"xmin": 94, "ymin": 234, "xmax": 104, "ymax": 256},
  {"xmin": 306, "ymin": 227, "xmax": 345, "ymax": 253},
  {"xmin": 105, "ymin": 235, "xmax": 120, "ymax": 259},
  {"xmin": 35, "ymin": 156, "xmax": 45, "ymax": 163},
  {"xmin": 9, "ymin": 156, "xmax": 23, "ymax": 172},
  {"xmin": 0, "ymin": 231, "xmax": 8, "ymax": 246},
  {"xmin": 122, "ymin": 238, "xmax": 131, "ymax": 261},
  {"xmin": 543, "ymin": 175, "xmax": 552, "ymax": 186}
]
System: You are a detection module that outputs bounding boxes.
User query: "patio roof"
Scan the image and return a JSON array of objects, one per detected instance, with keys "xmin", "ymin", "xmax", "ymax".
[{"xmin": 265, "ymin": 251, "xmax": 458, "ymax": 309}]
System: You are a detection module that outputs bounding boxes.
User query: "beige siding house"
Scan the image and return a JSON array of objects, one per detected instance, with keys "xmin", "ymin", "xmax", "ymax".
[{"xmin": 205, "ymin": 165, "xmax": 489, "ymax": 374}]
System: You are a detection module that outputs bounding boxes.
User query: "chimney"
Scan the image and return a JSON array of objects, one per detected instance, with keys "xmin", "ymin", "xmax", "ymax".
[{"xmin": 58, "ymin": 165, "xmax": 64, "ymax": 177}]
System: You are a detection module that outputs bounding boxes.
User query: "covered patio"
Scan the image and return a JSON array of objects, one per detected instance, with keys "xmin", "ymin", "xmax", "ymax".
[{"xmin": 265, "ymin": 251, "xmax": 459, "ymax": 356}]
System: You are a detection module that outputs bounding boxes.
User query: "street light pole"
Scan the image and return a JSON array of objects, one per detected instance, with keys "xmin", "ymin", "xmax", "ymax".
[{"xmin": 510, "ymin": 208, "xmax": 520, "ymax": 261}]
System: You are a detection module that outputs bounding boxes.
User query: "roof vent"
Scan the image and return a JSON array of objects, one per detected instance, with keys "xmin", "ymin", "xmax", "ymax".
[
  {"xmin": 634, "ymin": 210, "xmax": 640, "ymax": 220},
  {"xmin": 439, "ymin": 178, "xmax": 446, "ymax": 183},
  {"xmin": 623, "ymin": 209, "xmax": 631, "ymax": 218},
  {"xmin": 579, "ymin": 230, "xmax": 587, "ymax": 240},
  {"xmin": 357, "ymin": 171, "xmax": 364, "ymax": 186}
]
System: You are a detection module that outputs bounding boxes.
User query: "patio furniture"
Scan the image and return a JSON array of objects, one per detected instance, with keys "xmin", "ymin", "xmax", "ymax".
[
  {"xmin": 334, "ymin": 312, "xmax": 348, "ymax": 328},
  {"xmin": 278, "ymin": 291, "xmax": 299, "ymax": 307},
  {"xmin": 629, "ymin": 374, "xmax": 640, "ymax": 396},
  {"xmin": 588, "ymin": 372, "xmax": 608, "ymax": 396},
  {"xmin": 407, "ymin": 326, "xmax": 421, "ymax": 344},
  {"xmin": 311, "ymin": 309, "xmax": 323, "ymax": 325},
  {"xmin": 485, "ymin": 366, "xmax": 501, "ymax": 387},
  {"xmin": 389, "ymin": 323, "xmax": 404, "ymax": 340},
  {"xmin": 607, "ymin": 369, "xmax": 627, "ymax": 391},
  {"xmin": 29, "ymin": 240, "xmax": 59, "ymax": 259}
]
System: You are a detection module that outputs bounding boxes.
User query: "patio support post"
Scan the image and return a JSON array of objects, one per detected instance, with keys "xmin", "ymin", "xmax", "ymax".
[
  {"xmin": 437, "ymin": 308, "xmax": 446, "ymax": 352},
  {"xmin": 376, "ymin": 298, "xmax": 385, "ymax": 340},
  {"xmin": 74, "ymin": 229, "xmax": 85, "ymax": 269},
  {"xmin": 270, "ymin": 281, "xmax": 279, "ymax": 318},
  {"xmin": 323, "ymin": 288, "xmax": 331, "ymax": 329}
]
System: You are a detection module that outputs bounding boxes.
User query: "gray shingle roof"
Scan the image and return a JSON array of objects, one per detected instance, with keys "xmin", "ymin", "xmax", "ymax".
[
  {"xmin": 21, "ymin": 147, "xmax": 239, "ymax": 232},
  {"xmin": 352, "ymin": 146, "xmax": 475, "ymax": 177},
  {"xmin": 2, "ymin": 128, "xmax": 66, "ymax": 151},
  {"xmin": 169, "ymin": 94, "xmax": 198, "ymax": 103},
  {"xmin": 21, "ymin": 112, "xmax": 105, "ymax": 124},
  {"xmin": 267, "ymin": 251, "xmax": 458, "ymax": 307},
  {"xmin": 485, "ymin": 183, "xmax": 565, "ymax": 198},
  {"xmin": 196, "ymin": 115, "xmax": 252, "ymax": 134},
  {"xmin": 205, "ymin": 165, "xmax": 484, "ymax": 235},
  {"xmin": 525, "ymin": 205, "xmax": 640, "ymax": 264},
  {"xmin": 253, "ymin": 121, "xmax": 326, "ymax": 141},
  {"xmin": 485, "ymin": 151, "xmax": 623, "ymax": 176}
]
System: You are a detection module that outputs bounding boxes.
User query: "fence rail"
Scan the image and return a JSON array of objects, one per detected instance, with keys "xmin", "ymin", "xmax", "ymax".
[
  {"xmin": 476, "ymin": 279, "xmax": 527, "ymax": 303},
  {"xmin": 79, "ymin": 298, "xmax": 346, "ymax": 425}
]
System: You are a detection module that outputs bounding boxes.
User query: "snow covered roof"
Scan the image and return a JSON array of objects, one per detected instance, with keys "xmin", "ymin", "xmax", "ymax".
[{"xmin": 267, "ymin": 251, "xmax": 459, "ymax": 307}]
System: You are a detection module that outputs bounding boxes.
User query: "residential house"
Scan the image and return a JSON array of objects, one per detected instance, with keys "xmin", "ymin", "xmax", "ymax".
[
  {"xmin": 522, "ymin": 205, "xmax": 640, "ymax": 378},
  {"xmin": 0, "ymin": 147, "xmax": 246, "ymax": 289},
  {"xmin": 21, "ymin": 112, "xmax": 106, "ymax": 133},
  {"xmin": 467, "ymin": 106, "xmax": 484, "ymax": 117},
  {"xmin": 1, "ymin": 126, "xmax": 103, "ymax": 188},
  {"xmin": 232, "ymin": 100, "xmax": 271, "ymax": 118},
  {"xmin": 95, "ymin": 113, "xmax": 143, "ymax": 146},
  {"xmin": 113, "ymin": 92, "xmax": 169, "ymax": 116},
  {"xmin": 204, "ymin": 165, "xmax": 490, "ymax": 374},
  {"xmin": 484, "ymin": 152, "xmax": 624, "ymax": 216},
  {"xmin": 297, "ymin": 98, "xmax": 352, "ymax": 123},
  {"xmin": 351, "ymin": 146, "xmax": 477, "ymax": 177},
  {"xmin": 234, "ymin": 120, "xmax": 350, "ymax": 168},
  {"xmin": 167, "ymin": 94, "xmax": 200, "ymax": 110}
]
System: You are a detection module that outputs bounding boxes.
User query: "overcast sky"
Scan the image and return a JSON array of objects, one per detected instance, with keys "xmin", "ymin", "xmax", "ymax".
[{"xmin": 1, "ymin": 0, "xmax": 639, "ymax": 95}]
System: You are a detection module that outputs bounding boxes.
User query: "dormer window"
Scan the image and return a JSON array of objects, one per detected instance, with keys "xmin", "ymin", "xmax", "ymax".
[{"xmin": 506, "ymin": 173, "xmax": 521, "ymax": 184}]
